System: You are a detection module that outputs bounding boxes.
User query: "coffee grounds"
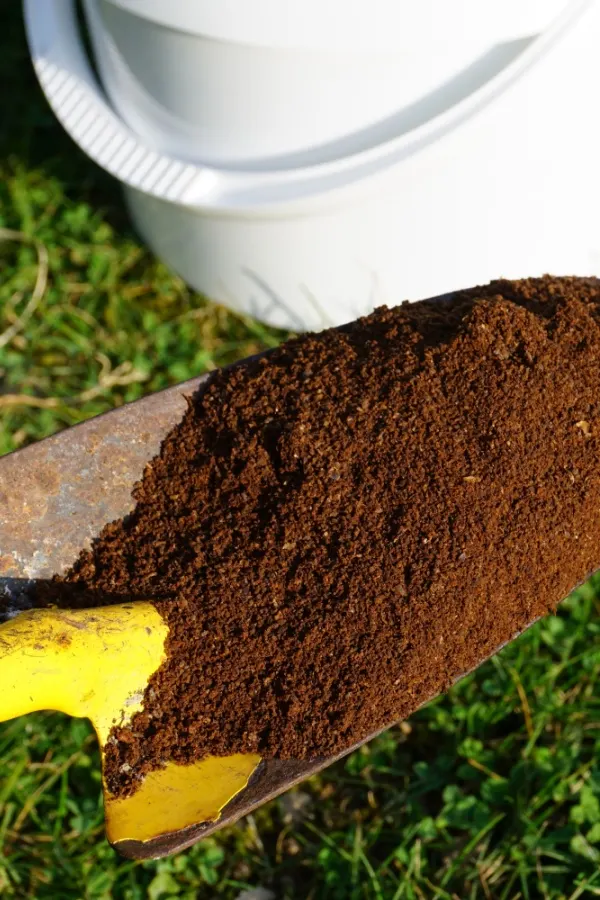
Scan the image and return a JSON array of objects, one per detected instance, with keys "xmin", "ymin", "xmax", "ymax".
[{"xmin": 57, "ymin": 277, "xmax": 600, "ymax": 797}]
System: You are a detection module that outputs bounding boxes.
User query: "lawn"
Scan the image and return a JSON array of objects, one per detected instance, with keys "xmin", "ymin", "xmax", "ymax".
[{"xmin": 2, "ymin": 6, "xmax": 600, "ymax": 899}]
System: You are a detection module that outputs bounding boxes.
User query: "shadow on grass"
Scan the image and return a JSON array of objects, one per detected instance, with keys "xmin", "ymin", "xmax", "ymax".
[{"xmin": 0, "ymin": 3, "xmax": 134, "ymax": 239}]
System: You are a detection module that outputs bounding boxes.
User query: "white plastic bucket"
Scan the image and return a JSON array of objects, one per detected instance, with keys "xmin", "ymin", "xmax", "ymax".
[
  {"xmin": 24, "ymin": 0, "xmax": 600, "ymax": 332},
  {"xmin": 81, "ymin": 0, "xmax": 569, "ymax": 164}
]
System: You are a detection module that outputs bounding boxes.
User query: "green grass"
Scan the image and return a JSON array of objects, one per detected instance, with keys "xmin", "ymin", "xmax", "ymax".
[{"xmin": 2, "ymin": 5, "xmax": 600, "ymax": 898}]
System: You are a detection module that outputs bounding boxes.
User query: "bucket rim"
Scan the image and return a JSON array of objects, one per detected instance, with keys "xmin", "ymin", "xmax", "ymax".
[
  {"xmin": 102, "ymin": 0, "xmax": 571, "ymax": 52},
  {"xmin": 24, "ymin": 0, "xmax": 592, "ymax": 213}
]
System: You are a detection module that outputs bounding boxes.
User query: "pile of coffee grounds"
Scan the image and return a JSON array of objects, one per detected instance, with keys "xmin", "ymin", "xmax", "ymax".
[{"xmin": 56, "ymin": 276, "xmax": 600, "ymax": 797}]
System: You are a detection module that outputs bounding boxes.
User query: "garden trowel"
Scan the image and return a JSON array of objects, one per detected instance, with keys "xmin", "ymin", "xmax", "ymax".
[{"xmin": 0, "ymin": 337, "xmax": 548, "ymax": 860}]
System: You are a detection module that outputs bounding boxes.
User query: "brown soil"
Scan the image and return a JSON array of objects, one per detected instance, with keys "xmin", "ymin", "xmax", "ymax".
[{"xmin": 56, "ymin": 277, "xmax": 600, "ymax": 797}]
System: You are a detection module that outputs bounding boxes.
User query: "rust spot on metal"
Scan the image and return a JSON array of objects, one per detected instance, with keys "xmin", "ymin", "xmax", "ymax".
[{"xmin": 0, "ymin": 555, "xmax": 17, "ymax": 575}]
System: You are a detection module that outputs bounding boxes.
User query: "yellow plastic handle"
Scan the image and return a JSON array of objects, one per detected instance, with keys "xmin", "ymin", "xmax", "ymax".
[
  {"xmin": 0, "ymin": 603, "xmax": 261, "ymax": 845},
  {"xmin": 0, "ymin": 603, "xmax": 167, "ymax": 743}
]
